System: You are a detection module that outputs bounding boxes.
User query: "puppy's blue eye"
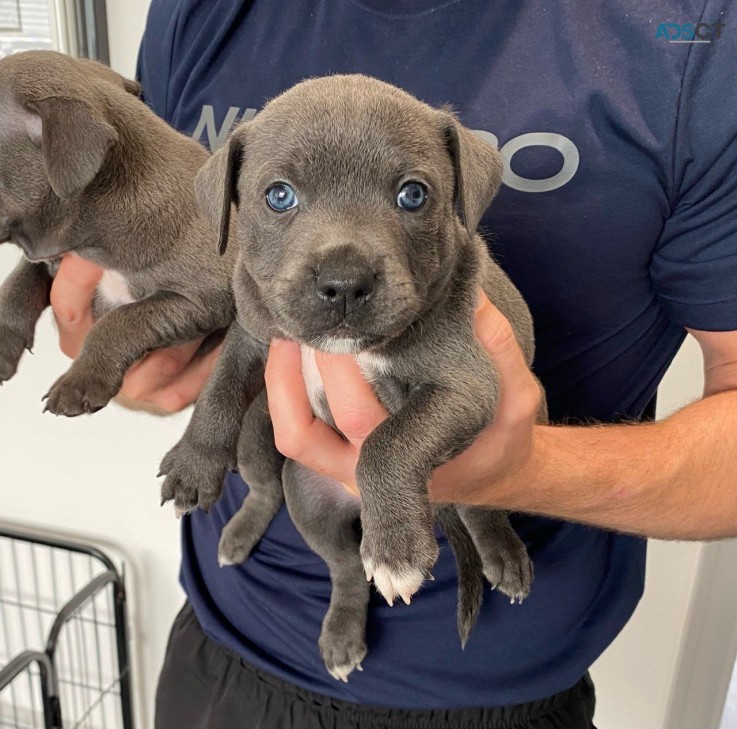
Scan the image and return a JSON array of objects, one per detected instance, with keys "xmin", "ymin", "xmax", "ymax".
[
  {"xmin": 397, "ymin": 182, "xmax": 427, "ymax": 211},
  {"xmin": 266, "ymin": 183, "xmax": 298, "ymax": 212}
]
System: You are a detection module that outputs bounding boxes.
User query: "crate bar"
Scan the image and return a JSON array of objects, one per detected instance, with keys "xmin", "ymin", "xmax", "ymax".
[
  {"xmin": 0, "ymin": 650, "xmax": 61, "ymax": 729},
  {"xmin": 0, "ymin": 525, "xmax": 134, "ymax": 729}
]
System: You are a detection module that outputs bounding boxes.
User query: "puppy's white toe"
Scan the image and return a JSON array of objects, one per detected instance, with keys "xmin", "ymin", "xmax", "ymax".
[
  {"xmin": 364, "ymin": 560, "xmax": 426, "ymax": 606},
  {"xmin": 218, "ymin": 553, "xmax": 235, "ymax": 567},
  {"xmin": 328, "ymin": 663, "xmax": 357, "ymax": 682}
]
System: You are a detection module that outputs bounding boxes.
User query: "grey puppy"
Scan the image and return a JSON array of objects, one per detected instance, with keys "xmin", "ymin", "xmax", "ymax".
[
  {"xmin": 160, "ymin": 75, "xmax": 538, "ymax": 681},
  {"xmin": 0, "ymin": 51, "xmax": 235, "ymax": 414}
]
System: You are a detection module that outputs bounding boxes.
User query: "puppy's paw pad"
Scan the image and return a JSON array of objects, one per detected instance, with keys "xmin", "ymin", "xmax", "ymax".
[
  {"xmin": 363, "ymin": 559, "xmax": 426, "ymax": 606},
  {"xmin": 43, "ymin": 371, "xmax": 118, "ymax": 416}
]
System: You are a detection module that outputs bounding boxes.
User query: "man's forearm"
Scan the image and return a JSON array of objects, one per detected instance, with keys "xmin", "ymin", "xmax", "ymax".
[{"xmin": 504, "ymin": 391, "xmax": 737, "ymax": 540}]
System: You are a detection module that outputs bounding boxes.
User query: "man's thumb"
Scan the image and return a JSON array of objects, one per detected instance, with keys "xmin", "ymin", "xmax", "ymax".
[
  {"xmin": 50, "ymin": 254, "xmax": 103, "ymax": 357},
  {"xmin": 474, "ymin": 291, "xmax": 522, "ymax": 364},
  {"xmin": 50, "ymin": 254, "xmax": 103, "ymax": 326}
]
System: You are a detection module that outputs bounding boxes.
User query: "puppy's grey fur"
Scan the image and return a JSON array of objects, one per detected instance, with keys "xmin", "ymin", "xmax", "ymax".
[
  {"xmin": 0, "ymin": 51, "xmax": 235, "ymax": 414},
  {"xmin": 160, "ymin": 75, "xmax": 540, "ymax": 681}
]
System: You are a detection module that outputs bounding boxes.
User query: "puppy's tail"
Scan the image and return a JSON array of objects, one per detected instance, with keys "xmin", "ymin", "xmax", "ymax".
[{"xmin": 436, "ymin": 506, "xmax": 483, "ymax": 648}]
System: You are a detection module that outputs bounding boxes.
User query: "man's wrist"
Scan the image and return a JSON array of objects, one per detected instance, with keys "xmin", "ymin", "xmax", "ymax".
[
  {"xmin": 500, "ymin": 419, "xmax": 679, "ymax": 532},
  {"xmin": 499, "ymin": 424, "xmax": 561, "ymax": 514}
]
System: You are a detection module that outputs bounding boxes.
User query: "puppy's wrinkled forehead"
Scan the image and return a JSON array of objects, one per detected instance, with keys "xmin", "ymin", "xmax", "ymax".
[{"xmin": 250, "ymin": 75, "xmax": 451, "ymax": 191}]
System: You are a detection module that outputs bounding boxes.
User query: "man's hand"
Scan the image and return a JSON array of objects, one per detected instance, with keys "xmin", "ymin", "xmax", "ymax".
[
  {"xmin": 50, "ymin": 253, "xmax": 219, "ymax": 414},
  {"xmin": 265, "ymin": 292, "xmax": 542, "ymax": 502}
]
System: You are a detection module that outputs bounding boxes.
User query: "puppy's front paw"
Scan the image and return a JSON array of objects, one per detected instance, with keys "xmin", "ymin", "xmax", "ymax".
[
  {"xmin": 483, "ymin": 534, "xmax": 533, "ymax": 605},
  {"xmin": 0, "ymin": 325, "xmax": 29, "ymax": 384},
  {"xmin": 319, "ymin": 607, "xmax": 367, "ymax": 683},
  {"xmin": 360, "ymin": 524, "xmax": 438, "ymax": 606},
  {"xmin": 159, "ymin": 440, "xmax": 229, "ymax": 515},
  {"xmin": 43, "ymin": 368, "xmax": 119, "ymax": 416}
]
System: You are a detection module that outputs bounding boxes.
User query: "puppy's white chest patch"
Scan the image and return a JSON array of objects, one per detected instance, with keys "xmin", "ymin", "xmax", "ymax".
[
  {"xmin": 356, "ymin": 351, "xmax": 392, "ymax": 381},
  {"xmin": 300, "ymin": 345, "xmax": 327, "ymax": 420},
  {"xmin": 300, "ymin": 345, "xmax": 392, "ymax": 423},
  {"xmin": 98, "ymin": 270, "xmax": 135, "ymax": 307}
]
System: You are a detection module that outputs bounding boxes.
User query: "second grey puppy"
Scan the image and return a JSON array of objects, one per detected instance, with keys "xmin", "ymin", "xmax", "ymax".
[
  {"xmin": 0, "ymin": 51, "xmax": 235, "ymax": 414},
  {"xmin": 160, "ymin": 75, "xmax": 539, "ymax": 681}
]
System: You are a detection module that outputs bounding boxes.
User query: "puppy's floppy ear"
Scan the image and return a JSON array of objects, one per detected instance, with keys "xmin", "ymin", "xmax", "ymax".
[
  {"xmin": 441, "ymin": 112, "xmax": 505, "ymax": 236},
  {"xmin": 123, "ymin": 78, "xmax": 142, "ymax": 97},
  {"xmin": 30, "ymin": 97, "xmax": 118, "ymax": 200},
  {"xmin": 195, "ymin": 131, "xmax": 244, "ymax": 256},
  {"xmin": 75, "ymin": 58, "xmax": 142, "ymax": 97}
]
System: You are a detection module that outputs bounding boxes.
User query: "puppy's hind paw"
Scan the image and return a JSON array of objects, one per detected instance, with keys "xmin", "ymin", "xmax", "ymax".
[
  {"xmin": 326, "ymin": 658, "xmax": 365, "ymax": 683},
  {"xmin": 484, "ymin": 544, "xmax": 533, "ymax": 605},
  {"xmin": 217, "ymin": 524, "xmax": 259, "ymax": 567},
  {"xmin": 319, "ymin": 610, "xmax": 368, "ymax": 683}
]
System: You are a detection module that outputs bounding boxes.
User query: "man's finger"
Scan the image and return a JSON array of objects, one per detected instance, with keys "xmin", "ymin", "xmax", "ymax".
[
  {"xmin": 475, "ymin": 293, "xmax": 532, "ymax": 388},
  {"xmin": 265, "ymin": 340, "xmax": 353, "ymax": 476},
  {"xmin": 121, "ymin": 339, "xmax": 206, "ymax": 401},
  {"xmin": 154, "ymin": 345, "xmax": 223, "ymax": 412},
  {"xmin": 316, "ymin": 351, "xmax": 388, "ymax": 447},
  {"xmin": 475, "ymin": 292, "xmax": 541, "ymax": 425},
  {"xmin": 51, "ymin": 254, "xmax": 103, "ymax": 357}
]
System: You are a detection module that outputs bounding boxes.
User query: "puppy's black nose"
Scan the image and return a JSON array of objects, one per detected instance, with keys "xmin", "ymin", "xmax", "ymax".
[{"xmin": 316, "ymin": 267, "xmax": 375, "ymax": 315}]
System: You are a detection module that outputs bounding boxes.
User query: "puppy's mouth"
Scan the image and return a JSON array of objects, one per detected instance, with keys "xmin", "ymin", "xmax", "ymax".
[
  {"xmin": 276, "ymin": 312, "xmax": 415, "ymax": 355},
  {"xmin": 275, "ymin": 322, "xmax": 365, "ymax": 354},
  {"xmin": 263, "ymin": 262, "xmax": 424, "ymax": 353},
  {"xmin": 8, "ymin": 225, "xmax": 75, "ymax": 262},
  {"xmin": 22, "ymin": 248, "xmax": 75, "ymax": 263}
]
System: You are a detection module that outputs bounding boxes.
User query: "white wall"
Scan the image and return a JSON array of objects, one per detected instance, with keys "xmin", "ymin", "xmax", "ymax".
[
  {"xmin": 106, "ymin": 0, "xmax": 150, "ymax": 77},
  {"xmin": 0, "ymin": 3, "xmax": 723, "ymax": 726}
]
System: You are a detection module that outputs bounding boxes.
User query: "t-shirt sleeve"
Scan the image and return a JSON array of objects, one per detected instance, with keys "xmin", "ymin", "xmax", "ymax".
[
  {"xmin": 135, "ymin": 0, "xmax": 182, "ymax": 122},
  {"xmin": 650, "ymin": 4, "xmax": 737, "ymax": 331}
]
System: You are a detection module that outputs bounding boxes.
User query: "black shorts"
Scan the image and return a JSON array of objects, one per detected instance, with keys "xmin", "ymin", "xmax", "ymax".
[{"xmin": 155, "ymin": 604, "xmax": 597, "ymax": 729}]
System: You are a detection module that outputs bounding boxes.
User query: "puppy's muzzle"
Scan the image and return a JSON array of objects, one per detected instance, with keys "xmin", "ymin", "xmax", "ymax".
[{"xmin": 315, "ymin": 248, "xmax": 376, "ymax": 319}]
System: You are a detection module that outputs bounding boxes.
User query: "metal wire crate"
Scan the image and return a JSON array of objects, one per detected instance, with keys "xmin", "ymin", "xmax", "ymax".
[{"xmin": 0, "ymin": 526, "xmax": 134, "ymax": 729}]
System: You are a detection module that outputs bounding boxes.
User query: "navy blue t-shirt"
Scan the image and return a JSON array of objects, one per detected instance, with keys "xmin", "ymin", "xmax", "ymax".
[{"xmin": 138, "ymin": 0, "xmax": 737, "ymax": 709}]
